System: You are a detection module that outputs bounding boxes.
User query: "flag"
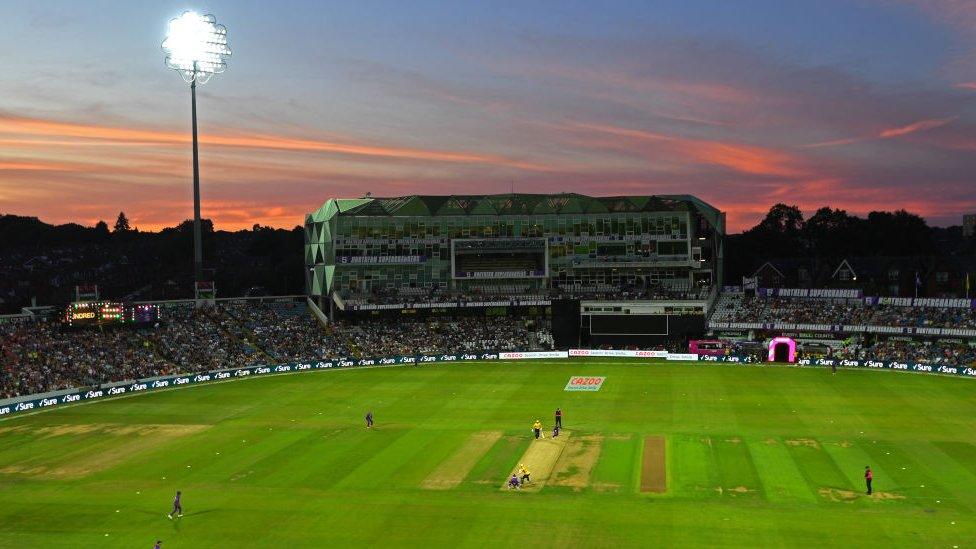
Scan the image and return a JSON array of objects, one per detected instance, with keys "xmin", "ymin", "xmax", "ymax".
[{"xmin": 915, "ymin": 272, "xmax": 921, "ymax": 287}]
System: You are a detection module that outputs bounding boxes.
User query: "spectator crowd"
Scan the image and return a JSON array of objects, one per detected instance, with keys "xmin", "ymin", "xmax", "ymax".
[
  {"xmin": 836, "ymin": 338, "xmax": 976, "ymax": 367},
  {"xmin": 712, "ymin": 295, "xmax": 976, "ymax": 330},
  {"xmin": 0, "ymin": 301, "xmax": 552, "ymax": 400}
]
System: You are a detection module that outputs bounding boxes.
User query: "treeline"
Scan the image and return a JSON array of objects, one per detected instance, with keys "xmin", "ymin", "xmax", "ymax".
[
  {"xmin": 0, "ymin": 213, "xmax": 305, "ymax": 312},
  {"xmin": 726, "ymin": 204, "xmax": 973, "ymax": 281}
]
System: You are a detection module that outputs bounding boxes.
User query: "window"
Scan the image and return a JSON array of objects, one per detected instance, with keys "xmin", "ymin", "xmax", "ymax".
[
  {"xmin": 838, "ymin": 269, "xmax": 852, "ymax": 281},
  {"xmin": 936, "ymin": 272, "xmax": 948, "ymax": 283},
  {"xmin": 888, "ymin": 269, "xmax": 899, "ymax": 281}
]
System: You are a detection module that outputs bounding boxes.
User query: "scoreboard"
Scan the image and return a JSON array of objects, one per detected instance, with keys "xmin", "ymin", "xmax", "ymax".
[
  {"xmin": 65, "ymin": 302, "xmax": 160, "ymax": 327},
  {"xmin": 129, "ymin": 304, "xmax": 161, "ymax": 324}
]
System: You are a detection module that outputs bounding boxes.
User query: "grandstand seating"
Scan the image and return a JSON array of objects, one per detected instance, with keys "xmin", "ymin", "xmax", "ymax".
[
  {"xmin": 0, "ymin": 301, "xmax": 551, "ymax": 399},
  {"xmin": 711, "ymin": 292, "xmax": 976, "ymax": 330},
  {"xmin": 709, "ymin": 290, "xmax": 976, "ymax": 368}
]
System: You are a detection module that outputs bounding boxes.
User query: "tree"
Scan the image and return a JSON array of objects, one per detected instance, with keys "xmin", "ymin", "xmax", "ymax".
[
  {"xmin": 114, "ymin": 211, "xmax": 131, "ymax": 233},
  {"xmin": 754, "ymin": 203, "xmax": 804, "ymax": 236},
  {"xmin": 94, "ymin": 220, "xmax": 110, "ymax": 236},
  {"xmin": 863, "ymin": 210, "xmax": 933, "ymax": 256},
  {"xmin": 744, "ymin": 203, "xmax": 806, "ymax": 253},
  {"xmin": 804, "ymin": 207, "xmax": 857, "ymax": 257}
]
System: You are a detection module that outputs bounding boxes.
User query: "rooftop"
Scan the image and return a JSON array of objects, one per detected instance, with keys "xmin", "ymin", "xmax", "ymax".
[{"xmin": 307, "ymin": 193, "xmax": 720, "ymax": 223}]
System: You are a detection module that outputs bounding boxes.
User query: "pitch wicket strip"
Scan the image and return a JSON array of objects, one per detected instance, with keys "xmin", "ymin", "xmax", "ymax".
[{"xmin": 502, "ymin": 431, "xmax": 572, "ymax": 493}]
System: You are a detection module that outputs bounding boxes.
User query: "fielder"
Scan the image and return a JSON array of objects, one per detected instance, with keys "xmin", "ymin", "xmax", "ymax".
[{"xmin": 167, "ymin": 490, "xmax": 182, "ymax": 519}]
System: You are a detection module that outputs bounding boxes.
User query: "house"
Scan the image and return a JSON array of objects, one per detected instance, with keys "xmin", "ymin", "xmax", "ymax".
[{"xmin": 748, "ymin": 255, "xmax": 974, "ymax": 298}]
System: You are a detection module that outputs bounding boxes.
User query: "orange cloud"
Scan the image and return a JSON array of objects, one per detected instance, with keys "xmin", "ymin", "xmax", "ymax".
[
  {"xmin": 0, "ymin": 161, "xmax": 62, "ymax": 171},
  {"xmin": 0, "ymin": 113, "xmax": 551, "ymax": 171},
  {"xmin": 957, "ymin": 82, "xmax": 976, "ymax": 90},
  {"xmin": 877, "ymin": 116, "xmax": 956, "ymax": 138},
  {"xmin": 571, "ymin": 122, "xmax": 806, "ymax": 177},
  {"xmin": 804, "ymin": 116, "xmax": 956, "ymax": 148}
]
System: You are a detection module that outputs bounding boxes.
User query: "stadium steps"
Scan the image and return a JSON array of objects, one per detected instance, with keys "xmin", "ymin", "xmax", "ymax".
[{"xmin": 206, "ymin": 308, "xmax": 274, "ymax": 363}]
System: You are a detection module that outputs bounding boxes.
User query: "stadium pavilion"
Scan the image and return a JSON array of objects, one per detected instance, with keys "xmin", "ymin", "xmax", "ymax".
[{"xmin": 305, "ymin": 193, "xmax": 725, "ymax": 346}]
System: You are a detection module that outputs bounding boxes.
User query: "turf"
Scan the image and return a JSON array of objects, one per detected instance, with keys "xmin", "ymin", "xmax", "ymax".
[{"xmin": 0, "ymin": 359, "xmax": 974, "ymax": 548}]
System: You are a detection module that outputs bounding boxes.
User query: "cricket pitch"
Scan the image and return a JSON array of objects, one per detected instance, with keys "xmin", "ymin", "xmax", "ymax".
[
  {"xmin": 641, "ymin": 436, "xmax": 667, "ymax": 493},
  {"xmin": 503, "ymin": 431, "xmax": 572, "ymax": 492}
]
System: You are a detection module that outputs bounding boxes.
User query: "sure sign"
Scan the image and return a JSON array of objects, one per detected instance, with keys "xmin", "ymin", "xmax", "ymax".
[{"xmin": 565, "ymin": 376, "xmax": 606, "ymax": 392}]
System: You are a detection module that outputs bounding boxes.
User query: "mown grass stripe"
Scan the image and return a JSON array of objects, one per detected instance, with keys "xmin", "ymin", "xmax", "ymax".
[
  {"xmin": 784, "ymin": 439, "xmax": 855, "ymax": 502},
  {"xmin": 299, "ymin": 428, "xmax": 410, "ymax": 488},
  {"xmin": 464, "ymin": 434, "xmax": 531, "ymax": 487},
  {"xmin": 589, "ymin": 434, "xmax": 635, "ymax": 492},
  {"xmin": 711, "ymin": 437, "xmax": 763, "ymax": 498},
  {"xmin": 747, "ymin": 438, "xmax": 818, "ymax": 503},
  {"xmin": 669, "ymin": 434, "xmax": 719, "ymax": 497}
]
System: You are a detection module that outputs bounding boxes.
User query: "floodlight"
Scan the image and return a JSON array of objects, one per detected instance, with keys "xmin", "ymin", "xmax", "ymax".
[
  {"xmin": 162, "ymin": 11, "xmax": 231, "ymax": 296},
  {"xmin": 163, "ymin": 11, "xmax": 231, "ymax": 84}
]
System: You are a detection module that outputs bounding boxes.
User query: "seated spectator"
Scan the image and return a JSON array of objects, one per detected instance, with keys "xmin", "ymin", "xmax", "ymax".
[{"xmin": 0, "ymin": 300, "xmax": 552, "ymax": 399}]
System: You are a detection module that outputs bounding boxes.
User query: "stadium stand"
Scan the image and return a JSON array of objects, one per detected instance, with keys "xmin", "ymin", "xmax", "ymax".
[
  {"xmin": 836, "ymin": 338, "xmax": 976, "ymax": 366},
  {"xmin": 711, "ymin": 293, "xmax": 976, "ymax": 329},
  {"xmin": 708, "ymin": 289, "xmax": 976, "ymax": 367},
  {"xmin": 0, "ymin": 301, "xmax": 551, "ymax": 399}
]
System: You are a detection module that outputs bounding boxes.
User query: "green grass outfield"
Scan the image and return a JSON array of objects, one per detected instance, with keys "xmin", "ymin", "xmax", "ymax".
[{"xmin": 0, "ymin": 359, "xmax": 974, "ymax": 548}]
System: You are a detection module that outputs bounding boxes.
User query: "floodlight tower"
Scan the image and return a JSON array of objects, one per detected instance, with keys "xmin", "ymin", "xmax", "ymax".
[{"xmin": 162, "ymin": 11, "xmax": 231, "ymax": 288}]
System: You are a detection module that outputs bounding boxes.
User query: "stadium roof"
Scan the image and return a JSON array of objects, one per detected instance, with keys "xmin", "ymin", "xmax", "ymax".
[{"xmin": 307, "ymin": 193, "xmax": 722, "ymax": 228}]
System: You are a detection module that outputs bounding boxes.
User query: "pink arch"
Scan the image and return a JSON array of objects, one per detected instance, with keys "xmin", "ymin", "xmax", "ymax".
[{"xmin": 768, "ymin": 337, "xmax": 797, "ymax": 362}]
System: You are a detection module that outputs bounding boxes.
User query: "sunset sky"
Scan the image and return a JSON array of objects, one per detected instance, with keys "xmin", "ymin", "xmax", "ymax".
[{"xmin": 1, "ymin": 0, "xmax": 975, "ymax": 232}]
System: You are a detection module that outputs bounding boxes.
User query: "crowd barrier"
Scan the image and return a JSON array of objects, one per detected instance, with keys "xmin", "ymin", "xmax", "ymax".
[
  {"xmin": 3, "ymin": 349, "xmax": 974, "ymax": 417},
  {"xmin": 677, "ymin": 353, "xmax": 975, "ymax": 378}
]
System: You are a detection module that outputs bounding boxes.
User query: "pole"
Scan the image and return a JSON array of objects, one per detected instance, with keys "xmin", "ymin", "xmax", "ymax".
[{"xmin": 190, "ymin": 68, "xmax": 203, "ymax": 287}]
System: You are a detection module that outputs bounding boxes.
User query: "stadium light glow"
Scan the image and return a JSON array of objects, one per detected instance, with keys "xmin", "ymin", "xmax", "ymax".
[
  {"xmin": 162, "ymin": 11, "xmax": 231, "ymax": 293},
  {"xmin": 163, "ymin": 11, "xmax": 231, "ymax": 84}
]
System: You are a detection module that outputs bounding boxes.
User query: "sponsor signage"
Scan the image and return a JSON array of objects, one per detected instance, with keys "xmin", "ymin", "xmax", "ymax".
[
  {"xmin": 348, "ymin": 298, "xmax": 551, "ymax": 311},
  {"xmin": 759, "ymin": 288, "xmax": 862, "ymax": 299},
  {"xmin": 0, "ymin": 350, "xmax": 509, "ymax": 417},
  {"xmin": 565, "ymin": 376, "xmax": 606, "ymax": 392},
  {"xmin": 499, "ymin": 351, "xmax": 570, "ymax": 360},
  {"xmin": 4, "ymin": 348, "xmax": 974, "ymax": 418},
  {"xmin": 569, "ymin": 349, "xmax": 668, "ymax": 358},
  {"xmin": 337, "ymin": 255, "xmax": 424, "ymax": 265}
]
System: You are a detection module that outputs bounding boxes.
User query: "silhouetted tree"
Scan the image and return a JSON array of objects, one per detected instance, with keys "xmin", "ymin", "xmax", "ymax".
[
  {"xmin": 114, "ymin": 212, "xmax": 131, "ymax": 233},
  {"xmin": 804, "ymin": 207, "xmax": 857, "ymax": 257}
]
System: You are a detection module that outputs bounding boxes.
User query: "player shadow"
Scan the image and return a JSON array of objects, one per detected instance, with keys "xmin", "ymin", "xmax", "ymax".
[
  {"xmin": 133, "ymin": 508, "xmax": 216, "ymax": 517},
  {"xmin": 181, "ymin": 509, "xmax": 216, "ymax": 517}
]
